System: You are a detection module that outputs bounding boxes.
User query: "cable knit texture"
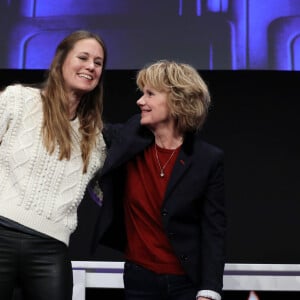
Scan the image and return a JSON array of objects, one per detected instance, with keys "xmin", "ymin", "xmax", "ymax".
[{"xmin": 0, "ymin": 85, "xmax": 106, "ymax": 245}]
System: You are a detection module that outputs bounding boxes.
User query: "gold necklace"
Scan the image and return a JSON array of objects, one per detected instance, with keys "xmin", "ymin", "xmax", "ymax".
[{"xmin": 154, "ymin": 143, "xmax": 177, "ymax": 178}]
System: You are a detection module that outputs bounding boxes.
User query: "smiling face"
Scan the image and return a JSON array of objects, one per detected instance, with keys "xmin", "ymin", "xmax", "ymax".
[
  {"xmin": 137, "ymin": 85, "xmax": 174, "ymax": 131},
  {"xmin": 62, "ymin": 38, "xmax": 104, "ymax": 99}
]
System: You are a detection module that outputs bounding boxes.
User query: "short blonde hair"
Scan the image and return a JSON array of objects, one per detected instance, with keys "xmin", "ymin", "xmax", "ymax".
[{"xmin": 136, "ymin": 60, "xmax": 211, "ymax": 133}]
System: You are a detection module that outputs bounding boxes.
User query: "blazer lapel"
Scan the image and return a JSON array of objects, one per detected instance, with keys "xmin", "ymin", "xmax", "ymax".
[
  {"xmin": 164, "ymin": 150, "xmax": 192, "ymax": 200},
  {"xmin": 164, "ymin": 133, "xmax": 194, "ymax": 201}
]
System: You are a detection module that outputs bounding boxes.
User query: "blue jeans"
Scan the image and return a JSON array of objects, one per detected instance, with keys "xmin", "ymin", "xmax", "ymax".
[
  {"xmin": 123, "ymin": 261, "xmax": 197, "ymax": 300},
  {"xmin": 0, "ymin": 224, "xmax": 73, "ymax": 300}
]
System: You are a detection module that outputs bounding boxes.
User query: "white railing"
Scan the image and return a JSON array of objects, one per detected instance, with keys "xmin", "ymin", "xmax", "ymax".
[{"xmin": 72, "ymin": 261, "xmax": 300, "ymax": 300}]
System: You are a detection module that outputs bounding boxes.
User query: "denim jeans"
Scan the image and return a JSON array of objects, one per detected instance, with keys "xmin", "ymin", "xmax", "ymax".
[
  {"xmin": 123, "ymin": 261, "xmax": 197, "ymax": 300},
  {"xmin": 0, "ymin": 224, "xmax": 73, "ymax": 300}
]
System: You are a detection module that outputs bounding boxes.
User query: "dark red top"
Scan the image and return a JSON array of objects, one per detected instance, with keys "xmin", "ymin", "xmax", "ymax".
[{"xmin": 124, "ymin": 143, "xmax": 184, "ymax": 274}]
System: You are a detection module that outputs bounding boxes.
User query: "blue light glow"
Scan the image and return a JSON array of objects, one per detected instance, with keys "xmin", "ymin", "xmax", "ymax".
[{"xmin": 1, "ymin": 0, "xmax": 300, "ymax": 70}]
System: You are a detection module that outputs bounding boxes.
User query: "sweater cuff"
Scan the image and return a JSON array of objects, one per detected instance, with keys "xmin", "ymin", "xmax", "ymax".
[{"xmin": 196, "ymin": 290, "xmax": 221, "ymax": 300}]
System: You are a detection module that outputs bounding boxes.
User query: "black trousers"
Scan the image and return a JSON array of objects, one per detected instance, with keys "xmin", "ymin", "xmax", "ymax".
[
  {"xmin": 0, "ymin": 225, "xmax": 73, "ymax": 300},
  {"xmin": 123, "ymin": 261, "xmax": 197, "ymax": 300}
]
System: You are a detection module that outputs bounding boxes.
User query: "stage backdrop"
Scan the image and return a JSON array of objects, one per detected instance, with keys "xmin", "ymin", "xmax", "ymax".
[{"xmin": 1, "ymin": 0, "xmax": 300, "ymax": 70}]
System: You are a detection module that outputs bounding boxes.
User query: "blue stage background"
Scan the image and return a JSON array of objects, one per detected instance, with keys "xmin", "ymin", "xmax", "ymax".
[{"xmin": 1, "ymin": 0, "xmax": 300, "ymax": 70}]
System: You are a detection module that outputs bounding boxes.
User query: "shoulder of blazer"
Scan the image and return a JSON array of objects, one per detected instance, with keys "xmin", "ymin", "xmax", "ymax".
[
  {"xmin": 103, "ymin": 114, "xmax": 151, "ymax": 145},
  {"xmin": 183, "ymin": 131, "xmax": 224, "ymax": 159},
  {"xmin": 103, "ymin": 114, "xmax": 145, "ymax": 147},
  {"xmin": 100, "ymin": 115, "xmax": 153, "ymax": 175}
]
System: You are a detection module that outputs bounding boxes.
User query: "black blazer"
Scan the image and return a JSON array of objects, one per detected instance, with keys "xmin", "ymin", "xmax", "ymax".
[{"xmin": 91, "ymin": 114, "xmax": 226, "ymax": 294}]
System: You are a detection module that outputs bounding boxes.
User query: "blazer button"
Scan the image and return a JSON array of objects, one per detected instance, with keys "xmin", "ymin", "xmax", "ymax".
[
  {"xmin": 168, "ymin": 232, "xmax": 175, "ymax": 239},
  {"xmin": 180, "ymin": 254, "xmax": 188, "ymax": 261},
  {"xmin": 161, "ymin": 210, "xmax": 168, "ymax": 216}
]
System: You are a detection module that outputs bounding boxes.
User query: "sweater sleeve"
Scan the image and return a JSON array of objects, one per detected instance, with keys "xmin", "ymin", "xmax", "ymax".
[{"xmin": 0, "ymin": 86, "xmax": 14, "ymax": 143}]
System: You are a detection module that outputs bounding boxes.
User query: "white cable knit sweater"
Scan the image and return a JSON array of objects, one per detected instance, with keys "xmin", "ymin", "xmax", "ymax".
[{"xmin": 0, "ymin": 84, "xmax": 106, "ymax": 245}]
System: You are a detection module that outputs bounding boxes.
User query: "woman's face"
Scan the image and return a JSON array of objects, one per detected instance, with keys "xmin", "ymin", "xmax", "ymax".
[
  {"xmin": 62, "ymin": 38, "xmax": 104, "ymax": 98},
  {"xmin": 137, "ymin": 85, "xmax": 173, "ymax": 131}
]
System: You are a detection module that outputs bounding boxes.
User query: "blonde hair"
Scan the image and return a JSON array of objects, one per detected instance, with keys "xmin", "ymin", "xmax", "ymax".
[
  {"xmin": 136, "ymin": 60, "xmax": 211, "ymax": 133},
  {"xmin": 42, "ymin": 30, "xmax": 106, "ymax": 173}
]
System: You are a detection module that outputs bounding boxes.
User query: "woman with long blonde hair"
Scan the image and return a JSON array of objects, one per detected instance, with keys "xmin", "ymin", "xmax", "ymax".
[{"xmin": 0, "ymin": 30, "xmax": 107, "ymax": 300}]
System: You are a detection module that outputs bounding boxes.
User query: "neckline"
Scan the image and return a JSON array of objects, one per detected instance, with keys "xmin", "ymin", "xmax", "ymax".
[
  {"xmin": 155, "ymin": 143, "xmax": 181, "ymax": 152},
  {"xmin": 153, "ymin": 143, "xmax": 181, "ymax": 178},
  {"xmin": 69, "ymin": 115, "xmax": 78, "ymax": 122}
]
